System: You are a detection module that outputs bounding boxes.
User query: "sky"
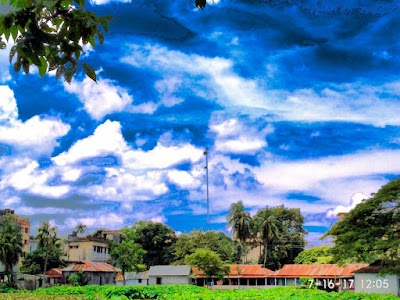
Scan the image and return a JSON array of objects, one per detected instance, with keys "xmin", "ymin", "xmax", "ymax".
[{"xmin": 1, "ymin": 0, "xmax": 400, "ymax": 246}]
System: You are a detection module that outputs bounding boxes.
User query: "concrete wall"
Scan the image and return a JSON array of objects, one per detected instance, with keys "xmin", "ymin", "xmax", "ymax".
[
  {"xmin": 354, "ymin": 273, "xmax": 399, "ymax": 295},
  {"xmin": 67, "ymin": 241, "xmax": 110, "ymax": 262},
  {"xmin": 148, "ymin": 275, "xmax": 191, "ymax": 285},
  {"xmin": 116, "ymin": 278, "xmax": 148, "ymax": 286}
]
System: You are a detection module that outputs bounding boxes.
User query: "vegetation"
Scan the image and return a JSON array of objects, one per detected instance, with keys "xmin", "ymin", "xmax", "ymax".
[
  {"xmin": 0, "ymin": 215, "xmax": 22, "ymax": 287},
  {"xmin": 324, "ymin": 179, "xmax": 400, "ymax": 274},
  {"xmin": 69, "ymin": 270, "xmax": 89, "ymax": 286},
  {"xmin": 294, "ymin": 245, "xmax": 333, "ymax": 264},
  {"xmin": 185, "ymin": 248, "xmax": 228, "ymax": 283},
  {"xmin": 0, "ymin": 0, "xmax": 207, "ymax": 82},
  {"xmin": 130, "ymin": 221, "xmax": 177, "ymax": 268},
  {"xmin": 23, "ymin": 285, "xmax": 400, "ymax": 300},
  {"xmin": 173, "ymin": 229, "xmax": 244, "ymax": 264},
  {"xmin": 108, "ymin": 227, "xmax": 146, "ymax": 286},
  {"xmin": 35, "ymin": 221, "xmax": 61, "ymax": 276}
]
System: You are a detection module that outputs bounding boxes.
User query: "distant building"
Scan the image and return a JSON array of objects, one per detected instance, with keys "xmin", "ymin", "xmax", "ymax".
[
  {"xmin": 66, "ymin": 229, "xmax": 120, "ymax": 263},
  {"xmin": 116, "ymin": 271, "xmax": 149, "ymax": 286},
  {"xmin": 62, "ymin": 261, "xmax": 121, "ymax": 285},
  {"xmin": 0, "ymin": 209, "xmax": 31, "ymax": 255},
  {"xmin": 148, "ymin": 265, "xmax": 192, "ymax": 285}
]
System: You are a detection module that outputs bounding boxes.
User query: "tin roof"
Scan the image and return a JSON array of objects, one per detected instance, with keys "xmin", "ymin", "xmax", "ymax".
[
  {"xmin": 62, "ymin": 261, "xmax": 121, "ymax": 273},
  {"xmin": 148, "ymin": 265, "xmax": 191, "ymax": 276},
  {"xmin": 274, "ymin": 264, "xmax": 368, "ymax": 278},
  {"xmin": 192, "ymin": 264, "xmax": 275, "ymax": 278},
  {"xmin": 46, "ymin": 268, "xmax": 63, "ymax": 278}
]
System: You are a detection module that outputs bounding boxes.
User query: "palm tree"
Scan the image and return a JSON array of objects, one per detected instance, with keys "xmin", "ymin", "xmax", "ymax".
[
  {"xmin": 226, "ymin": 201, "xmax": 252, "ymax": 261},
  {"xmin": 37, "ymin": 221, "xmax": 58, "ymax": 277},
  {"xmin": 76, "ymin": 223, "xmax": 87, "ymax": 235},
  {"xmin": 0, "ymin": 216, "xmax": 22, "ymax": 286},
  {"xmin": 254, "ymin": 208, "xmax": 280, "ymax": 267}
]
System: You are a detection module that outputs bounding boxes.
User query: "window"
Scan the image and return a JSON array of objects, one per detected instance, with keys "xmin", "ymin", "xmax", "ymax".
[
  {"xmin": 156, "ymin": 277, "xmax": 162, "ymax": 285},
  {"xmin": 138, "ymin": 279, "xmax": 142, "ymax": 283},
  {"xmin": 25, "ymin": 227, "xmax": 28, "ymax": 233},
  {"xmin": 93, "ymin": 246, "xmax": 96, "ymax": 252},
  {"xmin": 24, "ymin": 239, "xmax": 27, "ymax": 245}
]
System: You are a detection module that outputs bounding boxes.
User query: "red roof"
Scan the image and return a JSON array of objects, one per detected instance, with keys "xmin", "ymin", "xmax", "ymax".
[
  {"xmin": 63, "ymin": 261, "xmax": 121, "ymax": 273},
  {"xmin": 46, "ymin": 268, "xmax": 63, "ymax": 278},
  {"xmin": 193, "ymin": 264, "xmax": 274, "ymax": 278},
  {"xmin": 274, "ymin": 264, "xmax": 368, "ymax": 278}
]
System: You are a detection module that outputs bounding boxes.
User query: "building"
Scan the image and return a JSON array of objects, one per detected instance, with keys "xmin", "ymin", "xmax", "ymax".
[
  {"xmin": 354, "ymin": 264, "xmax": 400, "ymax": 296},
  {"xmin": 148, "ymin": 265, "xmax": 192, "ymax": 285},
  {"xmin": 116, "ymin": 271, "xmax": 148, "ymax": 286},
  {"xmin": 193, "ymin": 264, "xmax": 275, "ymax": 287},
  {"xmin": 273, "ymin": 263, "xmax": 368, "ymax": 292},
  {"xmin": 62, "ymin": 261, "xmax": 121, "ymax": 285}
]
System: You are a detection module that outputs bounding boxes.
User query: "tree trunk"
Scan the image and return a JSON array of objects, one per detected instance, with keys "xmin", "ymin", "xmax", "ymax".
[
  {"xmin": 263, "ymin": 242, "xmax": 268, "ymax": 267},
  {"xmin": 123, "ymin": 272, "xmax": 126, "ymax": 286},
  {"xmin": 43, "ymin": 250, "xmax": 48, "ymax": 282}
]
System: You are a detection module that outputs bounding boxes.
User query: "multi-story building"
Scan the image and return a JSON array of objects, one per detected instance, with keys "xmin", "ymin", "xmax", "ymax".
[{"xmin": 66, "ymin": 229, "xmax": 120, "ymax": 263}]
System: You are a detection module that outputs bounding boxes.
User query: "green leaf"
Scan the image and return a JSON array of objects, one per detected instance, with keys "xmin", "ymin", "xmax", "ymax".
[
  {"xmin": 0, "ymin": 41, "xmax": 6, "ymax": 50},
  {"xmin": 195, "ymin": 0, "xmax": 206, "ymax": 10},
  {"xmin": 75, "ymin": 0, "xmax": 85, "ymax": 7},
  {"xmin": 97, "ymin": 30, "xmax": 104, "ymax": 45},
  {"xmin": 56, "ymin": 67, "xmax": 65, "ymax": 80},
  {"xmin": 10, "ymin": 25, "xmax": 18, "ymax": 40},
  {"xmin": 99, "ymin": 17, "xmax": 109, "ymax": 33},
  {"xmin": 13, "ymin": 61, "xmax": 21, "ymax": 72},
  {"xmin": 82, "ymin": 63, "xmax": 96, "ymax": 82},
  {"xmin": 88, "ymin": 35, "xmax": 96, "ymax": 47},
  {"xmin": 22, "ymin": 60, "xmax": 29, "ymax": 74},
  {"xmin": 38, "ymin": 57, "xmax": 47, "ymax": 77}
]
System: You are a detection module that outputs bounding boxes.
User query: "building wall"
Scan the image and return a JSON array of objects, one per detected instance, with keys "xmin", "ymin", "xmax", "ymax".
[
  {"xmin": 149, "ymin": 275, "xmax": 191, "ymax": 285},
  {"xmin": 116, "ymin": 278, "xmax": 148, "ymax": 286},
  {"xmin": 354, "ymin": 273, "xmax": 399, "ymax": 295},
  {"xmin": 67, "ymin": 241, "xmax": 110, "ymax": 262},
  {"xmin": 63, "ymin": 271, "xmax": 117, "ymax": 285}
]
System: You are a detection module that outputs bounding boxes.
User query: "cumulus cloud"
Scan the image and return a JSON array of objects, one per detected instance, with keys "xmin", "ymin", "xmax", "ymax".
[{"xmin": 326, "ymin": 192, "xmax": 368, "ymax": 218}]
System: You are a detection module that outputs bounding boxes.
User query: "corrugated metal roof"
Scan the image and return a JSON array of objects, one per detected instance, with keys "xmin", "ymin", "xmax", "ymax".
[
  {"xmin": 274, "ymin": 264, "xmax": 369, "ymax": 278},
  {"xmin": 46, "ymin": 268, "xmax": 62, "ymax": 277},
  {"xmin": 148, "ymin": 265, "xmax": 191, "ymax": 276},
  {"xmin": 192, "ymin": 264, "xmax": 274, "ymax": 278},
  {"xmin": 62, "ymin": 261, "xmax": 121, "ymax": 273},
  {"xmin": 116, "ymin": 271, "xmax": 148, "ymax": 281}
]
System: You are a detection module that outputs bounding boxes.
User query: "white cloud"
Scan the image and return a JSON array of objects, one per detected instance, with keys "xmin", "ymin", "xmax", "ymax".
[
  {"xmin": 122, "ymin": 44, "xmax": 400, "ymax": 126},
  {"xmin": 167, "ymin": 170, "xmax": 202, "ymax": 189},
  {"xmin": 64, "ymin": 76, "xmax": 133, "ymax": 120},
  {"xmin": 326, "ymin": 192, "xmax": 368, "ymax": 218},
  {"xmin": 0, "ymin": 86, "xmax": 18, "ymax": 121},
  {"xmin": 0, "ymin": 43, "xmax": 12, "ymax": 83}
]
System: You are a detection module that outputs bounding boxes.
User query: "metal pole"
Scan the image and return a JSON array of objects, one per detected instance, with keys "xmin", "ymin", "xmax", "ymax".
[{"xmin": 204, "ymin": 150, "xmax": 209, "ymax": 223}]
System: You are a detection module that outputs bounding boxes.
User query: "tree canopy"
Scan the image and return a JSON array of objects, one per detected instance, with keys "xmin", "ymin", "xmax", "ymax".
[
  {"xmin": 0, "ymin": 0, "xmax": 207, "ymax": 82},
  {"xmin": 0, "ymin": 215, "xmax": 22, "ymax": 287},
  {"xmin": 324, "ymin": 179, "xmax": 400, "ymax": 274},
  {"xmin": 294, "ymin": 245, "xmax": 333, "ymax": 264},
  {"xmin": 185, "ymin": 248, "xmax": 228, "ymax": 282}
]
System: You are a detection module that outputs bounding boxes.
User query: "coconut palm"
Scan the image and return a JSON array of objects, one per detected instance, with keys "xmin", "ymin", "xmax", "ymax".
[
  {"xmin": 76, "ymin": 223, "xmax": 87, "ymax": 235},
  {"xmin": 0, "ymin": 216, "xmax": 22, "ymax": 286},
  {"xmin": 227, "ymin": 201, "xmax": 252, "ymax": 261},
  {"xmin": 254, "ymin": 208, "xmax": 280, "ymax": 267},
  {"xmin": 37, "ymin": 221, "xmax": 58, "ymax": 277}
]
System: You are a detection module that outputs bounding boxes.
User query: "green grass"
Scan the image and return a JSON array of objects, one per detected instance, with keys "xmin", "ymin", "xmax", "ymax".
[{"xmin": 0, "ymin": 285, "xmax": 397, "ymax": 300}]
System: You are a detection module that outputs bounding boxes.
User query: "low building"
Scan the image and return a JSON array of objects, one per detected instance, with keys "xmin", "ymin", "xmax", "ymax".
[
  {"xmin": 116, "ymin": 271, "xmax": 148, "ymax": 286},
  {"xmin": 148, "ymin": 265, "xmax": 192, "ymax": 285},
  {"xmin": 62, "ymin": 261, "xmax": 121, "ymax": 285},
  {"xmin": 46, "ymin": 268, "xmax": 63, "ymax": 286},
  {"xmin": 354, "ymin": 265, "xmax": 400, "ymax": 296},
  {"xmin": 67, "ymin": 237, "xmax": 110, "ymax": 263},
  {"xmin": 193, "ymin": 264, "xmax": 275, "ymax": 287},
  {"xmin": 273, "ymin": 263, "xmax": 368, "ymax": 292}
]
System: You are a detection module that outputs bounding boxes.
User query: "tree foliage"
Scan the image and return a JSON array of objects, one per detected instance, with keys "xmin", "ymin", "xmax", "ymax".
[
  {"xmin": 36, "ymin": 221, "xmax": 60, "ymax": 276},
  {"xmin": 294, "ymin": 245, "xmax": 333, "ymax": 264},
  {"xmin": 0, "ymin": 0, "xmax": 207, "ymax": 82},
  {"xmin": 324, "ymin": 179, "xmax": 400, "ymax": 274},
  {"xmin": 185, "ymin": 248, "xmax": 228, "ymax": 282},
  {"xmin": 173, "ymin": 229, "xmax": 244, "ymax": 264},
  {"xmin": 108, "ymin": 227, "xmax": 146, "ymax": 286},
  {"xmin": 20, "ymin": 245, "xmax": 67, "ymax": 275},
  {"xmin": 129, "ymin": 221, "xmax": 177, "ymax": 268},
  {"xmin": 0, "ymin": 215, "xmax": 22, "ymax": 287}
]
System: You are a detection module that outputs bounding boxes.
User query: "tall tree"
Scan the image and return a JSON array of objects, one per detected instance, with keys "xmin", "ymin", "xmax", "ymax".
[
  {"xmin": 130, "ymin": 221, "xmax": 177, "ymax": 268},
  {"xmin": 108, "ymin": 227, "xmax": 146, "ymax": 286},
  {"xmin": 226, "ymin": 201, "xmax": 252, "ymax": 261},
  {"xmin": 185, "ymin": 248, "xmax": 228, "ymax": 284},
  {"xmin": 0, "ymin": 216, "xmax": 22, "ymax": 287},
  {"xmin": 294, "ymin": 245, "xmax": 333, "ymax": 264},
  {"xmin": 324, "ymin": 179, "xmax": 400, "ymax": 274},
  {"xmin": 36, "ymin": 221, "xmax": 59, "ymax": 277},
  {"xmin": 254, "ymin": 208, "xmax": 280, "ymax": 267}
]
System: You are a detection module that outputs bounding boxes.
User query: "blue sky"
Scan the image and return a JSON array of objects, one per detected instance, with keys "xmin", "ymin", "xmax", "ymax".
[{"xmin": 1, "ymin": 0, "xmax": 400, "ymax": 245}]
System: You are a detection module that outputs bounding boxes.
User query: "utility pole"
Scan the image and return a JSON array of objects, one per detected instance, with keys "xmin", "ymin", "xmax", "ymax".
[{"xmin": 204, "ymin": 149, "xmax": 209, "ymax": 223}]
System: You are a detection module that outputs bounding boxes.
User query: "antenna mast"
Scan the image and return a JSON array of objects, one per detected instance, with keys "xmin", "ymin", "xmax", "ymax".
[{"xmin": 204, "ymin": 149, "xmax": 209, "ymax": 223}]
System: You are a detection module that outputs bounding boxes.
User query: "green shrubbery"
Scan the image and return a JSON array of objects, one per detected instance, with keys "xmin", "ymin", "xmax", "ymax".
[{"xmin": 26, "ymin": 285, "xmax": 400, "ymax": 300}]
